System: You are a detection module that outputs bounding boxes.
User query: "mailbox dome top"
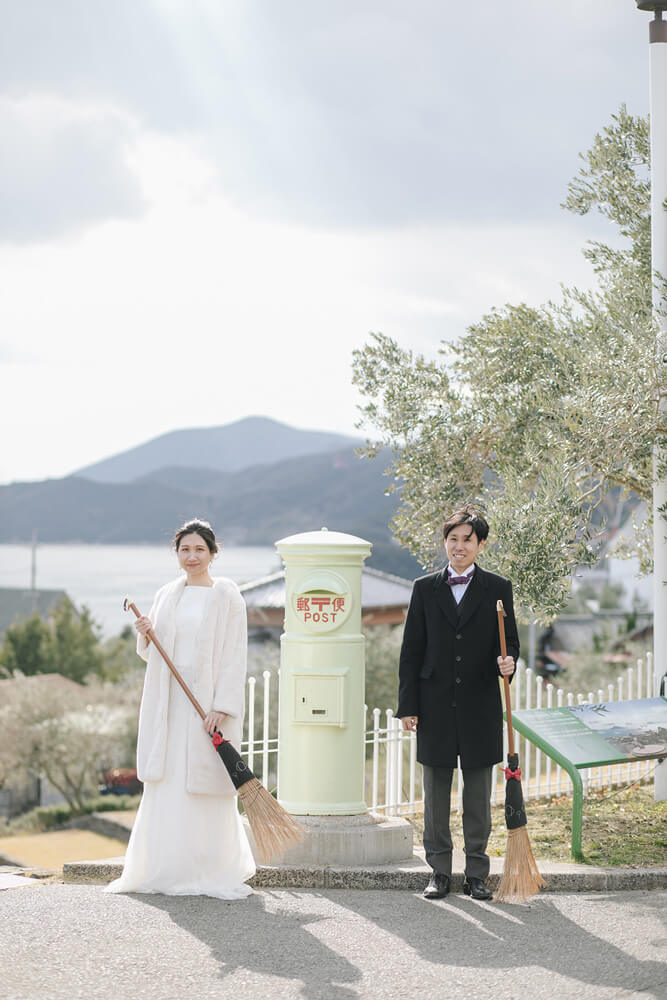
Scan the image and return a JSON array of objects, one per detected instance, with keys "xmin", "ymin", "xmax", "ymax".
[{"xmin": 276, "ymin": 528, "xmax": 372, "ymax": 549}]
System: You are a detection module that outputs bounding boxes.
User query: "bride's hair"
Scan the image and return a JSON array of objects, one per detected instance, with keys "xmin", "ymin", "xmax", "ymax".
[{"xmin": 172, "ymin": 518, "xmax": 219, "ymax": 555}]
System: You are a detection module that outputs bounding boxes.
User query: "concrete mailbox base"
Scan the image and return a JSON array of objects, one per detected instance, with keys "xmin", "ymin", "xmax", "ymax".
[{"xmin": 244, "ymin": 812, "xmax": 413, "ymax": 867}]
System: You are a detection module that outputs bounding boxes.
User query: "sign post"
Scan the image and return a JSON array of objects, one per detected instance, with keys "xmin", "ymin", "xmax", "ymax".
[{"xmin": 635, "ymin": 1, "xmax": 667, "ymax": 800}]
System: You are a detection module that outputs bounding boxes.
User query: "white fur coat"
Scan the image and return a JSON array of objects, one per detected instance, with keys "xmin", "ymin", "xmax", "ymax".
[{"xmin": 135, "ymin": 576, "xmax": 247, "ymax": 796}]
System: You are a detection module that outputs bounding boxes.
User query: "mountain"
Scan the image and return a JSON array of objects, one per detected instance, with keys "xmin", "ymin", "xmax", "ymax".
[
  {"xmin": 0, "ymin": 475, "xmax": 213, "ymax": 544},
  {"xmin": 75, "ymin": 416, "xmax": 361, "ymax": 483},
  {"xmin": 0, "ymin": 448, "xmax": 423, "ymax": 578}
]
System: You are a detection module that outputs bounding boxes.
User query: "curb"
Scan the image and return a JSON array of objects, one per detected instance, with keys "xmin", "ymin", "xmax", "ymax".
[{"xmin": 61, "ymin": 855, "xmax": 667, "ymax": 893}]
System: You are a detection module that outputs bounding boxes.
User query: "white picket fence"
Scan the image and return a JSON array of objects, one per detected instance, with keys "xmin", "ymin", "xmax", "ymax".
[
  {"xmin": 242, "ymin": 672, "xmax": 278, "ymax": 786},
  {"xmin": 241, "ymin": 653, "xmax": 658, "ymax": 814},
  {"xmin": 369, "ymin": 652, "xmax": 658, "ymax": 817}
]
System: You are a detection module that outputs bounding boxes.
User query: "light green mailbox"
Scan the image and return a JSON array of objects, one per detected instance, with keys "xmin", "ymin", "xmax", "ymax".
[{"xmin": 276, "ymin": 528, "xmax": 372, "ymax": 815}]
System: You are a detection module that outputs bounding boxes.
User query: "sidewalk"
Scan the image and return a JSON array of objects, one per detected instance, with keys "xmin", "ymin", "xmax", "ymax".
[
  {"xmin": 2, "ymin": 882, "xmax": 666, "ymax": 1000},
  {"xmin": 3, "ymin": 809, "xmax": 665, "ymax": 894}
]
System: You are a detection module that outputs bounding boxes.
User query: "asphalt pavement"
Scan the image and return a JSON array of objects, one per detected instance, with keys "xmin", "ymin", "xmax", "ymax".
[{"xmin": 1, "ymin": 881, "xmax": 665, "ymax": 1000}]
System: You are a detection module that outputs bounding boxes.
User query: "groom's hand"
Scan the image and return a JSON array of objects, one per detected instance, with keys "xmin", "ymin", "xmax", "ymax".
[{"xmin": 497, "ymin": 656, "xmax": 515, "ymax": 677}]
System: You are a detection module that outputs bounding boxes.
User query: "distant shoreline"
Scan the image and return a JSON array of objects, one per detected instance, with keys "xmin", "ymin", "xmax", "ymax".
[{"xmin": 0, "ymin": 543, "xmax": 279, "ymax": 637}]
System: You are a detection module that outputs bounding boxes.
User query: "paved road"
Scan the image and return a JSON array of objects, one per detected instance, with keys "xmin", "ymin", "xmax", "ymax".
[{"xmin": 1, "ymin": 882, "xmax": 666, "ymax": 1000}]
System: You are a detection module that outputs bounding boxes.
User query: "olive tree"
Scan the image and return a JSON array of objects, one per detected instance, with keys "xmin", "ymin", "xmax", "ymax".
[{"xmin": 352, "ymin": 108, "xmax": 665, "ymax": 623}]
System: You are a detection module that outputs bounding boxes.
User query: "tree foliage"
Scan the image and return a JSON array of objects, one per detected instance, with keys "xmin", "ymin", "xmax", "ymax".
[
  {"xmin": 364, "ymin": 625, "xmax": 402, "ymax": 714},
  {"xmin": 352, "ymin": 108, "xmax": 666, "ymax": 623},
  {"xmin": 98, "ymin": 627, "xmax": 142, "ymax": 683},
  {"xmin": 0, "ymin": 597, "xmax": 105, "ymax": 683},
  {"xmin": 0, "ymin": 613, "xmax": 52, "ymax": 678}
]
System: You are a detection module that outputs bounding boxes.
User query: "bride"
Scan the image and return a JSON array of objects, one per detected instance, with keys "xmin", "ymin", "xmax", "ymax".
[{"xmin": 105, "ymin": 519, "xmax": 255, "ymax": 899}]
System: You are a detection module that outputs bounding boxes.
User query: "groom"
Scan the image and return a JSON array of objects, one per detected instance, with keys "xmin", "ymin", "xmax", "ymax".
[{"xmin": 397, "ymin": 504, "xmax": 518, "ymax": 900}]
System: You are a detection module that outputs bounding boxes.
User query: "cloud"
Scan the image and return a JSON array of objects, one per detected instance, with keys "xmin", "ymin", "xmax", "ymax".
[
  {"xmin": 0, "ymin": 1, "xmax": 199, "ymax": 129},
  {"xmin": 0, "ymin": 0, "xmax": 655, "ymax": 484},
  {"xmin": 0, "ymin": 96, "xmax": 146, "ymax": 243},
  {"xmin": 0, "ymin": 161, "xmax": 599, "ymax": 484},
  {"xmin": 0, "ymin": 0, "xmax": 650, "ymax": 235},
  {"xmin": 147, "ymin": 0, "xmax": 650, "ymax": 226}
]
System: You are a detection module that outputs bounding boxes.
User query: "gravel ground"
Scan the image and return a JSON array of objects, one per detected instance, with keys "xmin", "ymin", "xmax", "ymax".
[{"xmin": 1, "ymin": 882, "xmax": 666, "ymax": 1000}]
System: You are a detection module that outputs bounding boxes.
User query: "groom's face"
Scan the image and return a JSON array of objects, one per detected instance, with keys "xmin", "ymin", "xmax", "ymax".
[{"xmin": 445, "ymin": 525, "xmax": 484, "ymax": 574}]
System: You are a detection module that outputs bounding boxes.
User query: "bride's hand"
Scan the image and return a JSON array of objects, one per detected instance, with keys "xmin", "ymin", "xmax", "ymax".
[
  {"xmin": 204, "ymin": 710, "xmax": 228, "ymax": 735},
  {"xmin": 134, "ymin": 616, "xmax": 153, "ymax": 636}
]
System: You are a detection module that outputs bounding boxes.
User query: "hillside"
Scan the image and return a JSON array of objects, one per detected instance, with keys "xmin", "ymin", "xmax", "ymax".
[
  {"xmin": 197, "ymin": 448, "xmax": 423, "ymax": 577},
  {"xmin": 0, "ymin": 475, "xmax": 213, "ymax": 544},
  {"xmin": 75, "ymin": 416, "xmax": 360, "ymax": 483},
  {"xmin": 0, "ymin": 449, "xmax": 423, "ymax": 578}
]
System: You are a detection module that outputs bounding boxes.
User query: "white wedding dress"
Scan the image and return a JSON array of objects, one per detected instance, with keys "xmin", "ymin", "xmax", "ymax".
[{"xmin": 105, "ymin": 586, "xmax": 255, "ymax": 899}]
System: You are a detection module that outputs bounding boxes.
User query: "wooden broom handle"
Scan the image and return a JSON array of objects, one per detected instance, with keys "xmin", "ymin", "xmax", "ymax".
[
  {"xmin": 124, "ymin": 598, "xmax": 206, "ymax": 721},
  {"xmin": 496, "ymin": 599, "xmax": 515, "ymax": 756}
]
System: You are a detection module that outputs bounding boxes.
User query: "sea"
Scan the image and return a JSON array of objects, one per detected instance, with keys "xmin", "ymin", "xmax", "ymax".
[{"xmin": 0, "ymin": 543, "xmax": 280, "ymax": 638}]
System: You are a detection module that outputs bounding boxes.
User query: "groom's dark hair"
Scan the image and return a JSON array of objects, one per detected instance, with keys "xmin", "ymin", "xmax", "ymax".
[{"xmin": 442, "ymin": 503, "xmax": 489, "ymax": 543}]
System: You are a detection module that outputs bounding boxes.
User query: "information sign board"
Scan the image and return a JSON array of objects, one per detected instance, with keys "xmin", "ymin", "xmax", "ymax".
[
  {"xmin": 512, "ymin": 698, "xmax": 667, "ymax": 769},
  {"xmin": 509, "ymin": 697, "xmax": 667, "ymax": 859}
]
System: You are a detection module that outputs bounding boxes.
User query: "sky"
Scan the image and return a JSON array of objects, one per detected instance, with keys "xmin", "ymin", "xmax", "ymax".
[{"xmin": 0, "ymin": 0, "xmax": 653, "ymax": 484}]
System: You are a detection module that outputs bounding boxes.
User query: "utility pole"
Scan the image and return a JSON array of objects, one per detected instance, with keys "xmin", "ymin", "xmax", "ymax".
[{"xmin": 30, "ymin": 529, "xmax": 37, "ymax": 603}]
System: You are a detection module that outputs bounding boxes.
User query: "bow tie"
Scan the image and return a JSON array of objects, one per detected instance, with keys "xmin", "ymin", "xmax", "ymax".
[{"xmin": 446, "ymin": 574, "xmax": 473, "ymax": 587}]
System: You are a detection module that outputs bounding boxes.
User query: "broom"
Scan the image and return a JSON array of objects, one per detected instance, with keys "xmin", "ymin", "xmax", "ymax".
[
  {"xmin": 494, "ymin": 599, "xmax": 545, "ymax": 903},
  {"xmin": 124, "ymin": 598, "xmax": 304, "ymax": 863}
]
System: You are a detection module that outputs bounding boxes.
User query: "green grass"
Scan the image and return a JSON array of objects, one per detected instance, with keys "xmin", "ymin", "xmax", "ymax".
[{"xmin": 410, "ymin": 782, "xmax": 667, "ymax": 867}]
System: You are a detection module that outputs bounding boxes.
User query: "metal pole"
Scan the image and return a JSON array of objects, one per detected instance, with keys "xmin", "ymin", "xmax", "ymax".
[
  {"xmin": 636, "ymin": 1, "xmax": 667, "ymax": 799},
  {"xmin": 30, "ymin": 528, "xmax": 37, "ymax": 592},
  {"xmin": 30, "ymin": 528, "xmax": 37, "ymax": 612}
]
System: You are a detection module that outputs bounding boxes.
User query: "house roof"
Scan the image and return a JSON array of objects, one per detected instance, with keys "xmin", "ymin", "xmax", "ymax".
[
  {"xmin": 550, "ymin": 610, "xmax": 652, "ymax": 653},
  {"xmin": 0, "ymin": 587, "xmax": 68, "ymax": 637},
  {"xmin": 239, "ymin": 565, "xmax": 413, "ymax": 612},
  {"xmin": 0, "ymin": 672, "xmax": 85, "ymax": 697}
]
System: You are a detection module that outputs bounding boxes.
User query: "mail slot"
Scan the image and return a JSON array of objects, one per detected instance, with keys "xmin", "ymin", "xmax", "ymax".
[{"xmin": 293, "ymin": 671, "xmax": 347, "ymax": 726}]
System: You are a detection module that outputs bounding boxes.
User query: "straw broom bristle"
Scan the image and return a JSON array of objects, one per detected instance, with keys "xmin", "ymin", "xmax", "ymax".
[
  {"xmin": 238, "ymin": 778, "xmax": 304, "ymax": 864},
  {"xmin": 494, "ymin": 826, "xmax": 546, "ymax": 903}
]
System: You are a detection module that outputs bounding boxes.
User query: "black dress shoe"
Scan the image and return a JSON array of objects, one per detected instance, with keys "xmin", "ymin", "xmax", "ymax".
[
  {"xmin": 463, "ymin": 877, "xmax": 493, "ymax": 901},
  {"xmin": 423, "ymin": 872, "xmax": 450, "ymax": 899}
]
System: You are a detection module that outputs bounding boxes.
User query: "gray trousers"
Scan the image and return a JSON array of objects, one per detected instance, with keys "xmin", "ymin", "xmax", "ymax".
[{"xmin": 422, "ymin": 764, "xmax": 493, "ymax": 879}]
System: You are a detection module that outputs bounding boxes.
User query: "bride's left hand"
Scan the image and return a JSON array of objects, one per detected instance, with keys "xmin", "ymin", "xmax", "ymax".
[{"xmin": 204, "ymin": 710, "xmax": 228, "ymax": 735}]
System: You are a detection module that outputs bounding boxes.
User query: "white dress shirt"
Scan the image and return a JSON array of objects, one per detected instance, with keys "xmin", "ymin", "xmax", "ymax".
[{"xmin": 447, "ymin": 565, "xmax": 475, "ymax": 605}]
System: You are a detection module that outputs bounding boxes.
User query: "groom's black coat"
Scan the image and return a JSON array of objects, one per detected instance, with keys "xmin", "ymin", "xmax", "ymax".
[{"xmin": 397, "ymin": 565, "xmax": 520, "ymax": 770}]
